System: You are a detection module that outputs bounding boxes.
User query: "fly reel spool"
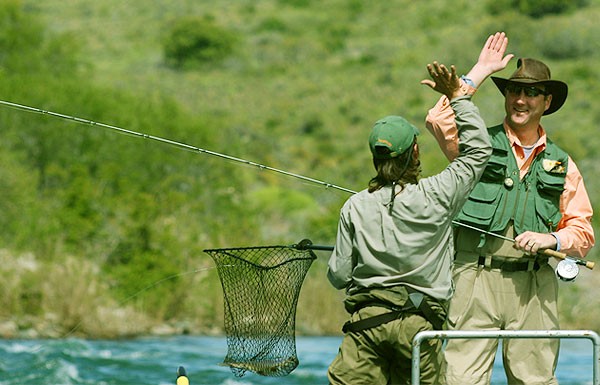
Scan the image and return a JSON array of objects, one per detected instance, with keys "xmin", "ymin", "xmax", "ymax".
[{"xmin": 555, "ymin": 259, "xmax": 579, "ymax": 282}]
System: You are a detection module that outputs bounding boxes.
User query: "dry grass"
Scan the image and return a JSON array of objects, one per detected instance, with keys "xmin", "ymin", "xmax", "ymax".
[{"xmin": 0, "ymin": 250, "xmax": 155, "ymax": 338}]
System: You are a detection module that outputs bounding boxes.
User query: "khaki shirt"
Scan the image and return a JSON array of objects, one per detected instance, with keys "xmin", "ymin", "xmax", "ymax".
[{"xmin": 328, "ymin": 96, "xmax": 492, "ymax": 301}]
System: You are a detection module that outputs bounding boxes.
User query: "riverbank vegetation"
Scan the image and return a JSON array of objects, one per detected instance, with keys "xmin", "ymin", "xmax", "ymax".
[{"xmin": 1, "ymin": 0, "xmax": 599, "ymax": 338}]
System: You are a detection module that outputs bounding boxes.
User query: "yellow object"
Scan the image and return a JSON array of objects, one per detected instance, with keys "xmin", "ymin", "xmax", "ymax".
[{"xmin": 176, "ymin": 366, "xmax": 189, "ymax": 385}]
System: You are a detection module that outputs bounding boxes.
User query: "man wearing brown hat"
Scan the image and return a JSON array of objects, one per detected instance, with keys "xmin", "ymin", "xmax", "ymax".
[
  {"xmin": 327, "ymin": 62, "xmax": 492, "ymax": 385},
  {"xmin": 425, "ymin": 32, "xmax": 595, "ymax": 384}
]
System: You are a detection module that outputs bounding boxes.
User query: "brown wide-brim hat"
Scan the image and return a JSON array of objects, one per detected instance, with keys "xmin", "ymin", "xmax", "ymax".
[{"xmin": 491, "ymin": 58, "xmax": 568, "ymax": 115}]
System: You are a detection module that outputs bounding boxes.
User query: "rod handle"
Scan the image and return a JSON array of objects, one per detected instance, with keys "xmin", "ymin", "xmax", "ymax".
[{"xmin": 541, "ymin": 249, "xmax": 595, "ymax": 270}]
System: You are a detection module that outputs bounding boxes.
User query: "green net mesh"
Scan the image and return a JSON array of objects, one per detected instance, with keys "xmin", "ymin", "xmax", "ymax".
[{"xmin": 204, "ymin": 241, "xmax": 317, "ymax": 377}]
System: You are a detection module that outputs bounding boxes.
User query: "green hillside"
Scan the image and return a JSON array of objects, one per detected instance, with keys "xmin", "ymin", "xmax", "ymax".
[{"xmin": 0, "ymin": 0, "xmax": 598, "ymax": 337}]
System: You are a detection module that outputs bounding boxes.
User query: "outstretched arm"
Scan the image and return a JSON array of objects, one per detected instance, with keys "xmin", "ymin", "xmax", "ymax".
[{"xmin": 465, "ymin": 31, "xmax": 514, "ymax": 87}]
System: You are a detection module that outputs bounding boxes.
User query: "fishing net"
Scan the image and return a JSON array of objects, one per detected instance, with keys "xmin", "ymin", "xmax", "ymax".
[{"xmin": 204, "ymin": 239, "xmax": 317, "ymax": 377}]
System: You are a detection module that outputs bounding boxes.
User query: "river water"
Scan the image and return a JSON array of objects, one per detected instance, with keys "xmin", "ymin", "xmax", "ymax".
[{"xmin": 0, "ymin": 335, "xmax": 594, "ymax": 384}]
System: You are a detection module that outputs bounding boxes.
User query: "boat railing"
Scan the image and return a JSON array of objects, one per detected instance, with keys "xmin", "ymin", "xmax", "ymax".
[{"xmin": 411, "ymin": 329, "xmax": 600, "ymax": 385}]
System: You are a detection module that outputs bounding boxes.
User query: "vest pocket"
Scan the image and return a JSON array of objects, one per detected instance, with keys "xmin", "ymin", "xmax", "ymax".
[
  {"xmin": 535, "ymin": 171, "xmax": 564, "ymax": 231},
  {"xmin": 457, "ymin": 182, "xmax": 501, "ymax": 227},
  {"xmin": 536, "ymin": 170, "xmax": 566, "ymax": 196}
]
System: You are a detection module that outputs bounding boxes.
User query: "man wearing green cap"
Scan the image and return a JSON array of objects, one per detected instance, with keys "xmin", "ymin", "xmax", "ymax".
[
  {"xmin": 326, "ymin": 62, "xmax": 492, "ymax": 385},
  {"xmin": 426, "ymin": 32, "xmax": 595, "ymax": 384}
]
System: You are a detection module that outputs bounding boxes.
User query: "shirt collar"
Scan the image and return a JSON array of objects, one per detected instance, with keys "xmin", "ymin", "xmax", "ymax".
[{"xmin": 503, "ymin": 120, "xmax": 547, "ymax": 151}]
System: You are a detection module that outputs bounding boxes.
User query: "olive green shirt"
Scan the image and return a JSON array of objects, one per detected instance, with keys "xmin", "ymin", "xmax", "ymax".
[{"xmin": 327, "ymin": 96, "xmax": 491, "ymax": 301}]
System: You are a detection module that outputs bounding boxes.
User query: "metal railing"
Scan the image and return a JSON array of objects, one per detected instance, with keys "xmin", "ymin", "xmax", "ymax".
[{"xmin": 411, "ymin": 329, "xmax": 600, "ymax": 385}]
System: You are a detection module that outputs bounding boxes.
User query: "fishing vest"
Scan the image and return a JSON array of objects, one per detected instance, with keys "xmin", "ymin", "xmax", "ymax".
[{"xmin": 455, "ymin": 124, "xmax": 568, "ymax": 235}]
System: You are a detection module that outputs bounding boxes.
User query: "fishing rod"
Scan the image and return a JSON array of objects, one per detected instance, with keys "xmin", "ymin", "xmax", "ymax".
[
  {"xmin": 1, "ymin": 99, "xmax": 594, "ymax": 271},
  {"xmin": 0, "ymin": 100, "xmax": 355, "ymax": 195},
  {"xmin": 453, "ymin": 221, "xmax": 595, "ymax": 270}
]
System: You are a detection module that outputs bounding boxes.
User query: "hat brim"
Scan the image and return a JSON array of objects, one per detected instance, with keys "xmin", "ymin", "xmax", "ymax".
[{"xmin": 491, "ymin": 76, "xmax": 568, "ymax": 115}]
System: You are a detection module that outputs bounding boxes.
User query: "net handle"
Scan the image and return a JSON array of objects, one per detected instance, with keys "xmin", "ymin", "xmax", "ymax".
[{"xmin": 293, "ymin": 239, "xmax": 333, "ymax": 251}]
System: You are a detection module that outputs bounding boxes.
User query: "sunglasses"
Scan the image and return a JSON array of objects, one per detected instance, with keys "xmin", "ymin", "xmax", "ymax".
[{"xmin": 505, "ymin": 83, "xmax": 549, "ymax": 97}]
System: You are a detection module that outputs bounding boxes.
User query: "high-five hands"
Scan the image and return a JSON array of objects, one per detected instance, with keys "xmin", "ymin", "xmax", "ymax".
[
  {"xmin": 421, "ymin": 32, "xmax": 514, "ymax": 99},
  {"xmin": 421, "ymin": 62, "xmax": 462, "ymax": 100}
]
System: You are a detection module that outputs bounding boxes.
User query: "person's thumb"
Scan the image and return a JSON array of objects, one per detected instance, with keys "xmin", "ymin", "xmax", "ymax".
[
  {"xmin": 502, "ymin": 54, "xmax": 515, "ymax": 68},
  {"xmin": 420, "ymin": 79, "xmax": 435, "ymax": 88}
]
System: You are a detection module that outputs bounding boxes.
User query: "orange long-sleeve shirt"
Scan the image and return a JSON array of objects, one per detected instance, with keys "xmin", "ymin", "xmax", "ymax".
[{"xmin": 425, "ymin": 94, "xmax": 595, "ymax": 258}]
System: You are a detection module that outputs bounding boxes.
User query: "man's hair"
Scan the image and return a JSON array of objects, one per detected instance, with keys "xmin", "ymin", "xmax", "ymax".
[{"xmin": 368, "ymin": 143, "xmax": 421, "ymax": 193}]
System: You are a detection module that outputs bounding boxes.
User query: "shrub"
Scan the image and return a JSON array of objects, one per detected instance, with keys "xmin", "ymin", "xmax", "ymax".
[
  {"xmin": 0, "ymin": 0, "xmax": 82, "ymax": 75},
  {"xmin": 277, "ymin": 0, "xmax": 312, "ymax": 7},
  {"xmin": 535, "ymin": 13, "xmax": 600, "ymax": 59},
  {"xmin": 0, "ymin": 0, "xmax": 42, "ymax": 53},
  {"xmin": 258, "ymin": 16, "xmax": 288, "ymax": 33},
  {"xmin": 163, "ymin": 16, "xmax": 237, "ymax": 69},
  {"xmin": 487, "ymin": 0, "xmax": 588, "ymax": 18}
]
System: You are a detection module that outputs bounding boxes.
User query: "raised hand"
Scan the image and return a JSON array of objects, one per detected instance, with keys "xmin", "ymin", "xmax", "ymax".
[
  {"xmin": 420, "ymin": 61, "xmax": 462, "ymax": 100},
  {"xmin": 467, "ymin": 32, "xmax": 514, "ymax": 86}
]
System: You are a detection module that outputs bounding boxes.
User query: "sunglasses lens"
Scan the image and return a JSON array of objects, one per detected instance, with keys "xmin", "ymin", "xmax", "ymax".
[
  {"xmin": 506, "ymin": 83, "xmax": 546, "ymax": 97},
  {"xmin": 525, "ymin": 87, "xmax": 540, "ymax": 97}
]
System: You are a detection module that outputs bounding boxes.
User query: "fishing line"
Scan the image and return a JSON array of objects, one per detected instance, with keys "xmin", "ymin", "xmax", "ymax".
[
  {"xmin": 24, "ymin": 265, "xmax": 231, "ymax": 354},
  {"xmin": 0, "ymin": 99, "xmax": 355, "ymax": 195}
]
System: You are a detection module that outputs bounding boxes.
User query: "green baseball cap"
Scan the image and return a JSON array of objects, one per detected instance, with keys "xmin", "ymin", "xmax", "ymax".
[{"xmin": 369, "ymin": 115, "xmax": 420, "ymax": 159}]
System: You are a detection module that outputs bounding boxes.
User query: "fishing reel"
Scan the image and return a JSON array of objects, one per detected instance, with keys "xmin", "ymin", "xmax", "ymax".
[{"xmin": 555, "ymin": 259, "xmax": 579, "ymax": 282}]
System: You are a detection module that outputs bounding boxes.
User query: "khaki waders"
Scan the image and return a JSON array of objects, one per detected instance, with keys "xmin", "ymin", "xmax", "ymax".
[{"xmin": 445, "ymin": 226, "xmax": 560, "ymax": 385}]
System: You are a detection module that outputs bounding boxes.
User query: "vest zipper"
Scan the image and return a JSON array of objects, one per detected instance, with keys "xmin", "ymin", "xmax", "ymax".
[
  {"xmin": 509, "ymin": 176, "xmax": 522, "ymax": 224},
  {"xmin": 518, "ymin": 181, "xmax": 531, "ymax": 228}
]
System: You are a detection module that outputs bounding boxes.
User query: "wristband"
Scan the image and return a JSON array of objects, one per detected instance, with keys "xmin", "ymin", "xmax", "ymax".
[
  {"xmin": 460, "ymin": 75, "xmax": 476, "ymax": 88},
  {"xmin": 551, "ymin": 232, "xmax": 561, "ymax": 251}
]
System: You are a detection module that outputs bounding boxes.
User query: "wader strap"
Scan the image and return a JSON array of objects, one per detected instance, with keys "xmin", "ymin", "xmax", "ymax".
[
  {"xmin": 342, "ymin": 310, "xmax": 403, "ymax": 333},
  {"xmin": 341, "ymin": 290, "xmax": 444, "ymax": 333},
  {"xmin": 415, "ymin": 297, "xmax": 444, "ymax": 331}
]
